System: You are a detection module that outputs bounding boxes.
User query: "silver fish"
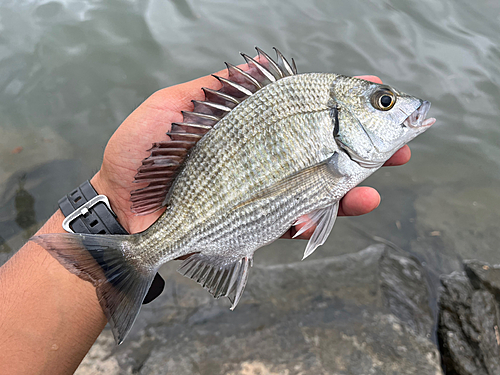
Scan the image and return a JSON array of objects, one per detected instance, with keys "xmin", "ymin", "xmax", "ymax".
[{"xmin": 31, "ymin": 47, "xmax": 435, "ymax": 344}]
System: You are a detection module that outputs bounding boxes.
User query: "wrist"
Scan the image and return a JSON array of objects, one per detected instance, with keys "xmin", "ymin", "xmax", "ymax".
[
  {"xmin": 89, "ymin": 170, "xmax": 112, "ymax": 204},
  {"xmin": 90, "ymin": 171, "xmax": 131, "ymax": 231}
]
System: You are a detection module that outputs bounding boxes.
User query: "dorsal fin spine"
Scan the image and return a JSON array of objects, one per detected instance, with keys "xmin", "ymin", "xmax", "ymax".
[
  {"xmin": 212, "ymin": 75, "xmax": 253, "ymax": 97},
  {"xmin": 255, "ymin": 47, "xmax": 283, "ymax": 79},
  {"xmin": 131, "ymin": 48, "xmax": 298, "ymax": 215},
  {"xmin": 167, "ymin": 132, "xmax": 203, "ymax": 139},
  {"xmin": 182, "ymin": 111, "xmax": 220, "ymax": 123},
  {"xmin": 273, "ymin": 47, "xmax": 294, "ymax": 76},
  {"xmin": 241, "ymin": 53, "xmax": 277, "ymax": 83},
  {"xmin": 291, "ymin": 58, "xmax": 298, "ymax": 74},
  {"xmin": 192, "ymin": 100, "xmax": 232, "ymax": 113},
  {"xmin": 171, "ymin": 122, "xmax": 212, "ymax": 130},
  {"xmin": 202, "ymin": 87, "xmax": 241, "ymax": 105},
  {"xmin": 225, "ymin": 62, "xmax": 262, "ymax": 90}
]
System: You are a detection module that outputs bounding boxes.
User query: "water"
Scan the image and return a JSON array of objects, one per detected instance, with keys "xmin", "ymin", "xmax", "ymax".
[{"xmin": 1, "ymin": 0, "xmax": 499, "ymax": 368}]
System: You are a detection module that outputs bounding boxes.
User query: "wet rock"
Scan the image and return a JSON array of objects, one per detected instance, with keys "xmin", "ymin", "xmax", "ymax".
[
  {"xmin": 379, "ymin": 250, "xmax": 434, "ymax": 338},
  {"xmin": 77, "ymin": 244, "xmax": 442, "ymax": 375},
  {"xmin": 438, "ymin": 260, "xmax": 500, "ymax": 375}
]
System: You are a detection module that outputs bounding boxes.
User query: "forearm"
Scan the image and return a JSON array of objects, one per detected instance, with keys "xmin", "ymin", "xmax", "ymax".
[{"xmin": 0, "ymin": 210, "xmax": 106, "ymax": 375}]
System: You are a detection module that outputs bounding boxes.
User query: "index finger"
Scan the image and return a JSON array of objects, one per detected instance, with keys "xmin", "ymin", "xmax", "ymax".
[{"xmin": 355, "ymin": 75, "xmax": 383, "ymax": 84}]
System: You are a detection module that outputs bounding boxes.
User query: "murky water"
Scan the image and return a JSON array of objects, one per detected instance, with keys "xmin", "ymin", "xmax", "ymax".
[{"xmin": 1, "ymin": 0, "xmax": 499, "ymax": 367}]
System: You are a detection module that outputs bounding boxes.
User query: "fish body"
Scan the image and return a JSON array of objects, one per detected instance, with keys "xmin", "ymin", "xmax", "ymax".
[
  {"xmin": 142, "ymin": 73, "xmax": 349, "ymax": 260},
  {"xmin": 31, "ymin": 48, "xmax": 435, "ymax": 344}
]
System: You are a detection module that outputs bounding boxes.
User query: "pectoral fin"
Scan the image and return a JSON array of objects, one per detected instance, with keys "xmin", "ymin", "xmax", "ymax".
[{"xmin": 294, "ymin": 202, "xmax": 339, "ymax": 260}]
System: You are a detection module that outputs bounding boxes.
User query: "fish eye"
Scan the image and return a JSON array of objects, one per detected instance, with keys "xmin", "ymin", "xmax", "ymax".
[
  {"xmin": 380, "ymin": 95, "xmax": 392, "ymax": 108},
  {"xmin": 371, "ymin": 88, "xmax": 396, "ymax": 111}
]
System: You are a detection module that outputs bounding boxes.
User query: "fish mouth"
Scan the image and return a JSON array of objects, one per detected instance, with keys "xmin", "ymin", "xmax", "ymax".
[{"xmin": 403, "ymin": 101, "xmax": 436, "ymax": 129}]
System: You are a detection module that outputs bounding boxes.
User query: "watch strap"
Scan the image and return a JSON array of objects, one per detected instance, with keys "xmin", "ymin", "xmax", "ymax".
[{"xmin": 58, "ymin": 180, "xmax": 128, "ymax": 235}]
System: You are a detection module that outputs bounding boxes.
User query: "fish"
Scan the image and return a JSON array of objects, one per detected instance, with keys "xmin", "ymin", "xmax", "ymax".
[{"xmin": 30, "ymin": 47, "xmax": 435, "ymax": 344}]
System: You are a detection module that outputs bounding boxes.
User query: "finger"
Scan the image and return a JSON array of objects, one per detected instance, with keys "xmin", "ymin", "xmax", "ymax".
[
  {"xmin": 383, "ymin": 145, "xmax": 411, "ymax": 166},
  {"xmin": 280, "ymin": 215, "xmax": 316, "ymax": 240},
  {"xmin": 355, "ymin": 75, "xmax": 383, "ymax": 84},
  {"xmin": 338, "ymin": 186, "xmax": 380, "ymax": 216}
]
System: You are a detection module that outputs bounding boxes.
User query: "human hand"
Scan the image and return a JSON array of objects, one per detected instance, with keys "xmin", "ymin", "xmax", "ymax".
[{"xmin": 91, "ymin": 72, "xmax": 411, "ymax": 237}]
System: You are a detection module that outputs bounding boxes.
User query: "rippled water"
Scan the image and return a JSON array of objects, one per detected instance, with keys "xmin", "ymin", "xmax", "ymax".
[{"xmin": 1, "ymin": 0, "xmax": 499, "ymax": 365}]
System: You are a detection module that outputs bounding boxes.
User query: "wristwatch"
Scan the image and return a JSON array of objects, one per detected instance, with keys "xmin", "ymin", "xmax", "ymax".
[{"xmin": 58, "ymin": 180, "xmax": 164, "ymax": 304}]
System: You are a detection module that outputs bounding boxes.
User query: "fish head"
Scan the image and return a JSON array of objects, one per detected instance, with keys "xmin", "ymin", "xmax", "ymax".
[{"xmin": 330, "ymin": 75, "xmax": 435, "ymax": 168}]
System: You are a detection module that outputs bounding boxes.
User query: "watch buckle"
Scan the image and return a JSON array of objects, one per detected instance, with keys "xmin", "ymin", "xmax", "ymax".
[{"xmin": 62, "ymin": 195, "xmax": 116, "ymax": 233}]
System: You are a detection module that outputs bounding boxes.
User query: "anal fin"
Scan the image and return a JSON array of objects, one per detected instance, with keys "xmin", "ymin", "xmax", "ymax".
[{"xmin": 178, "ymin": 253, "xmax": 253, "ymax": 310}]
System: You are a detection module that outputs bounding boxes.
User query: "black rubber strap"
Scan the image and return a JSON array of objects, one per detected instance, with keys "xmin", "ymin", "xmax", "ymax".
[
  {"xmin": 58, "ymin": 180, "xmax": 164, "ymax": 304},
  {"xmin": 58, "ymin": 181, "xmax": 128, "ymax": 235}
]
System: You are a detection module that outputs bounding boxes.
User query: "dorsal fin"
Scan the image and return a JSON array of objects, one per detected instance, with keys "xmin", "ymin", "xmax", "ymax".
[{"xmin": 131, "ymin": 48, "xmax": 298, "ymax": 215}]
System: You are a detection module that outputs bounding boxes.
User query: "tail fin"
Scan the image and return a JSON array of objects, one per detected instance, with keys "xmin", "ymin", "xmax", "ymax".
[{"xmin": 30, "ymin": 233, "xmax": 156, "ymax": 345}]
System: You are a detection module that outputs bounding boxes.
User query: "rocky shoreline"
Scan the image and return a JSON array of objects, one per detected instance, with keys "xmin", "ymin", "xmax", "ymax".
[
  {"xmin": 75, "ymin": 244, "xmax": 500, "ymax": 374},
  {"xmin": 74, "ymin": 244, "xmax": 443, "ymax": 374},
  {"xmin": 438, "ymin": 260, "xmax": 500, "ymax": 375}
]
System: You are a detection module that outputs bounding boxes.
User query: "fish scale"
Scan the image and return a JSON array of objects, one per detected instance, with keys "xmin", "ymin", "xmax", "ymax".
[
  {"xmin": 31, "ymin": 48, "xmax": 435, "ymax": 344},
  {"xmin": 166, "ymin": 75, "xmax": 333, "ymax": 214},
  {"xmin": 143, "ymin": 78, "xmax": 337, "ymax": 262}
]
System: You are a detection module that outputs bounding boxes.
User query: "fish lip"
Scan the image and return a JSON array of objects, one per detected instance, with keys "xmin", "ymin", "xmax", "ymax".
[{"xmin": 404, "ymin": 100, "xmax": 436, "ymax": 128}]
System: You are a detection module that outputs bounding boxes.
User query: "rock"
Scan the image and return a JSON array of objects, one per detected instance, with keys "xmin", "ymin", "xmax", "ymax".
[
  {"xmin": 438, "ymin": 260, "xmax": 500, "ymax": 375},
  {"xmin": 379, "ymin": 250, "xmax": 434, "ymax": 338},
  {"xmin": 76, "ymin": 244, "xmax": 443, "ymax": 374}
]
